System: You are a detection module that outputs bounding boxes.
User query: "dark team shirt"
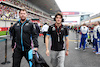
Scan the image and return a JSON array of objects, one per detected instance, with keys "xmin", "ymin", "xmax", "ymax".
[
  {"xmin": 47, "ymin": 24, "xmax": 69, "ymax": 51},
  {"xmin": 12, "ymin": 20, "xmax": 39, "ymax": 51}
]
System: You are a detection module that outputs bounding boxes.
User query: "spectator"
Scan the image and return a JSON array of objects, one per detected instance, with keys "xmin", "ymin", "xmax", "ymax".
[{"xmin": 42, "ymin": 23, "xmax": 49, "ymax": 43}]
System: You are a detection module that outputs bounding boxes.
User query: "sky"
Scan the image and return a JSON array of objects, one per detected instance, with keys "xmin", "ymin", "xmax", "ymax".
[
  {"xmin": 55, "ymin": 0, "xmax": 100, "ymax": 15},
  {"xmin": 55, "ymin": 0, "xmax": 100, "ymax": 25}
]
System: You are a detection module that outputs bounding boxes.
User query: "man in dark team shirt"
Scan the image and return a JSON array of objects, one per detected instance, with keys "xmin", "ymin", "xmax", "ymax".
[
  {"xmin": 45, "ymin": 12, "xmax": 69, "ymax": 67},
  {"xmin": 12, "ymin": 9, "xmax": 38, "ymax": 67}
]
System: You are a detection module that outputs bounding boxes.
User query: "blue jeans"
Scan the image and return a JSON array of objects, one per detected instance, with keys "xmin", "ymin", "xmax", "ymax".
[{"xmin": 79, "ymin": 35, "xmax": 87, "ymax": 49}]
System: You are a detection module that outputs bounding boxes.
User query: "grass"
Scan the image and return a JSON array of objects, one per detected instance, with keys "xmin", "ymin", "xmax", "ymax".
[{"xmin": 0, "ymin": 31, "xmax": 9, "ymax": 36}]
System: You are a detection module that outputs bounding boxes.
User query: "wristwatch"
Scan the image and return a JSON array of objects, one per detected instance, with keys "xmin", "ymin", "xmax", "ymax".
[{"xmin": 66, "ymin": 49, "xmax": 69, "ymax": 51}]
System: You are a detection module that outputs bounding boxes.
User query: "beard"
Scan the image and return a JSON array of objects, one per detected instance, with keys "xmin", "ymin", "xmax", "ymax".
[{"xmin": 21, "ymin": 19, "xmax": 26, "ymax": 21}]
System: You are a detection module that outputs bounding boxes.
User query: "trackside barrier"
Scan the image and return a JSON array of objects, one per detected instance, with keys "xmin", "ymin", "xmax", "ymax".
[{"xmin": 0, "ymin": 32, "xmax": 10, "ymax": 65}]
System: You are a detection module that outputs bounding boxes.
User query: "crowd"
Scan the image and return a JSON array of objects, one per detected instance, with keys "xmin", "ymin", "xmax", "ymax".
[
  {"xmin": 0, "ymin": 0, "xmax": 53, "ymax": 25},
  {"xmin": 0, "ymin": 4, "xmax": 53, "ymax": 25},
  {"xmin": 2, "ymin": 0, "xmax": 50, "ymax": 18},
  {"xmin": 0, "ymin": 4, "xmax": 17, "ymax": 19},
  {"xmin": 70, "ymin": 21, "xmax": 100, "ymax": 54}
]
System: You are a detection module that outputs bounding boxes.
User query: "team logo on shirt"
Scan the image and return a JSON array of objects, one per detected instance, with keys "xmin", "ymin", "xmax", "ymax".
[
  {"xmin": 61, "ymin": 28, "xmax": 64, "ymax": 31},
  {"xmin": 52, "ymin": 27, "xmax": 55, "ymax": 31},
  {"xmin": 25, "ymin": 23, "xmax": 29, "ymax": 26},
  {"xmin": 17, "ymin": 23, "xmax": 20, "ymax": 26}
]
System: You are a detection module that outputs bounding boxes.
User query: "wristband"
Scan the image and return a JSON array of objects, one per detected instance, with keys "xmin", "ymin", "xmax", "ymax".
[{"xmin": 66, "ymin": 49, "xmax": 69, "ymax": 51}]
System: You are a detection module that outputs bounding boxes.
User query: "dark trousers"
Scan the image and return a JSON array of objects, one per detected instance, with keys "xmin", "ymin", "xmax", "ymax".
[
  {"xmin": 12, "ymin": 48, "xmax": 29, "ymax": 67},
  {"xmin": 43, "ymin": 32, "xmax": 47, "ymax": 43}
]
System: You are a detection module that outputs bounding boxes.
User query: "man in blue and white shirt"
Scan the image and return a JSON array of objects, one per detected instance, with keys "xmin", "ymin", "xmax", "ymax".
[
  {"xmin": 93, "ymin": 21, "xmax": 100, "ymax": 54},
  {"xmin": 79, "ymin": 24, "xmax": 89, "ymax": 51}
]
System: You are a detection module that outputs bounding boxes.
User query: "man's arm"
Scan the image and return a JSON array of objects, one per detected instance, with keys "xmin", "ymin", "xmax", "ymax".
[
  {"xmin": 31, "ymin": 24, "xmax": 39, "ymax": 51},
  {"xmin": 65, "ymin": 37, "xmax": 69, "ymax": 56},
  {"xmin": 45, "ymin": 25, "xmax": 51, "ymax": 56},
  {"xmin": 45, "ymin": 35, "xmax": 50, "ymax": 56},
  {"xmin": 11, "ymin": 25, "xmax": 16, "ymax": 52},
  {"xmin": 65, "ymin": 27, "xmax": 69, "ymax": 56},
  {"xmin": 98, "ymin": 27, "xmax": 100, "ymax": 33}
]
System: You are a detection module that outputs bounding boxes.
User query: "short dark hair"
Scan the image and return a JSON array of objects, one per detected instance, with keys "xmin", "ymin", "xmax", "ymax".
[
  {"xmin": 11, "ymin": 23, "xmax": 13, "ymax": 24},
  {"xmin": 54, "ymin": 12, "xmax": 64, "ymax": 22},
  {"xmin": 83, "ymin": 23, "xmax": 86, "ymax": 26},
  {"xmin": 19, "ymin": 9, "xmax": 27, "ymax": 13},
  {"xmin": 44, "ymin": 23, "xmax": 47, "ymax": 25},
  {"xmin": 98, "ymin": 21, "xmax": 100, "ymax": 25},
  {"xmin": 55, "ymin": 12, "xmax": 63, "ymax": 18}
]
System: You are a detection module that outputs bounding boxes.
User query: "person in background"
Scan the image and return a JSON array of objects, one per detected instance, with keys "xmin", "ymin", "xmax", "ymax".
[
  {"xmin": 92, "ymin": 24, "xmax": 97, "ymax": 51},
  {"xmin": 93, "ymin": 21, "xmax": 100, "ymax": 54},
  {"xmin": 42, "ymin": 23, "xmax": 49, "ymax": 43},
  {"xmin": 79, "ymin": 24, "xmax": 89, "ymax": 51},
  {"xmin": 34, "ymin": 22, "xmax": 40, "ymax": 37},
  {"xmin": 9, "ymin": 23, "xmax": 13, "ymax": 40}
]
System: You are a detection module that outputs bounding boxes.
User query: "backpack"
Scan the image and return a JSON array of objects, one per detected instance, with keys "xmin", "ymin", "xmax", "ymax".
[{"xmin": 28, "ymin": 50, "xmax": 49, "ymax": 67}]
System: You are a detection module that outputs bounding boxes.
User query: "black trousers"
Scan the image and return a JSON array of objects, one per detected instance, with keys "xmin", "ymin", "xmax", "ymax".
[
  {"xmin": 12, "ymin": 48, "xmax": 29, "ymax": 67},
  {"xmin": 43, "ymin": 32, "xmax": 47, "ymax": 43}
]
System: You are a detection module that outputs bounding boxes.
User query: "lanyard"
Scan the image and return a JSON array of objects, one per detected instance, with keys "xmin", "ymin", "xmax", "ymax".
[
  {"xmin": 55, "ymin": 24, "xmax": 62, "ymax": 42},
  {"xmin": 55, "ymin": 24, "xmax": 62, "ymax": 35}
]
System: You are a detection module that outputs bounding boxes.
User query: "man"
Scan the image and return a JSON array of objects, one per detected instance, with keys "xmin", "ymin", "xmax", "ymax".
[
  {"xmin": 92, "ymin": 24, "xmax": 97, "ymax": 51},
  {"xmin": 9, "ymin": 23, "xmax": 13, "ymax": 40},
  {"xmin": 93, "ymin": 21, "xmax": 100, "ymax": 54},
  {"xmin": 42, "ymin": 23, "xmax": 49, "ymax": 43},
  {"xmin": 34, "ymin": 22, "xmax": 40, "ymax": 36},
  {"xmin": 79, "ymin": 24, "xmax": 89, "ymax": 51},
  {"xmin": 12, "ymin": 9, "xmax": 38, "ymax": 67},
  {"xmin": 45, "ymin": 12, "xmax": 69, "ymax": 67}
]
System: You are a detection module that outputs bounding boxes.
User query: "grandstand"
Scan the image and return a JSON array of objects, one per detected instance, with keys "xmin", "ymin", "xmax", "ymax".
[{"xmin": 0, "ymin": 0, "xmax": 58, "ymax": 26}]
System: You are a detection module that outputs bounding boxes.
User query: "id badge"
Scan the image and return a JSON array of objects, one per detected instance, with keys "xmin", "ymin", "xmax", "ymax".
[{"xmin": 58, "ymin": 35, "xmax": 60, "ymax": 42}]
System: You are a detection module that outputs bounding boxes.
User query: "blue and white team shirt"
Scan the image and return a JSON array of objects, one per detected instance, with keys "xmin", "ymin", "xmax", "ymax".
[
  {"xmin": 93, "ymin": 25, "xmax": 100, "ymax": 39},
  {"xmin": 80, "ymin": 26, "xmax": 89, "ymax": 35}
]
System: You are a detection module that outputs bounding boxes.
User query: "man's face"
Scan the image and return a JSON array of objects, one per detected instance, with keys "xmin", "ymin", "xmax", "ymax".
[
  {"xmin": 96, "ymin": 22, "xmax": 99, "ymax": 25},
  {"xmin": 11, "ymin": 25, "xmax": 13, "ymax": 27},
  {"xmin": 55, "ymin": 15, "xmax": 62, "ymax": 24},
  {"xmin": 19, "ymin": 11, "xmax": 27, "ymax": 21}
]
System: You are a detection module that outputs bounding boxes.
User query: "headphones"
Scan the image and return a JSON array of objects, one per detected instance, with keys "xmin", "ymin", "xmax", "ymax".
[{"xmin": 54, "ymin": 17, "xmax": 64, "ymax": 22}]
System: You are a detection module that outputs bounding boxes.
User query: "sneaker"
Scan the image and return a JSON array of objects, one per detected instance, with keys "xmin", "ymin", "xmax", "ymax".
[
  {"xmin": 93, "ymin": 50, "xmax": 96, "ymax": 53},
  {"xmin": 83, "ymin": 49, "xmax": 86, "ymax": 51},
  {"xmin": 78, "ymin": 48, "xmax": 81, "ymax": 50},
  {"xmin": 86, "ymin": 46, "xmax": 89, "ymax": 49},
  {"xmin": 95, "ymin": 52, "xmax": 100, "ymax": 55},
  {"xmin": 92, "ymin": 48, "xmax": 95, "ymax": 50}
]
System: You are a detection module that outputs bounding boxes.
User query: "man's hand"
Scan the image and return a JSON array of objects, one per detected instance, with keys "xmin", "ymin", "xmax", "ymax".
[
  {"xmin": 33, "ymin": 48, "xmax": 38, "ymax": 51},
  {"xmin": 12, "ymin": 48, "xmax": 14, "ymax": 53},
  {"xmin": 46, "ymin": 49, "xmax": 49, "ymax": 56},
  {"xmin": 65, "ymin": 51, "xmax": 69, "ymax": 56}
]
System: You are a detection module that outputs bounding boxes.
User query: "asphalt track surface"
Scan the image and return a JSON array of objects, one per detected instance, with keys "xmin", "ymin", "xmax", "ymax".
[{"xmin": 0, "ymin": 31, "xmax": 100, "ymax": 67}]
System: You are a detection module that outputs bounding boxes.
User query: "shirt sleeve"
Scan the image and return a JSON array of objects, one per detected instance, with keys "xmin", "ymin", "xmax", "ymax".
[
  {"xmin": 12, "ymin": 24, "xmax": 16, "ymax": 48},
  {"xmin": 65, "ymin": 28, "xmax": 69, "ymax": 37},
  {"xmin": 98, "ymin": 27, "xmax": 100, "ymax": 33},
  {"xmin": 31, "ymin": 23, "xmax": 39, "ymax": 48},
  {"xmin": 47, "ymin": 26, "xmax": 52, "ymax": 35}
]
